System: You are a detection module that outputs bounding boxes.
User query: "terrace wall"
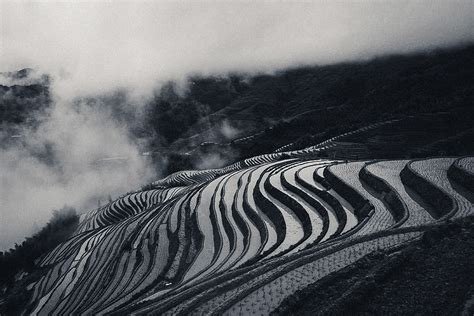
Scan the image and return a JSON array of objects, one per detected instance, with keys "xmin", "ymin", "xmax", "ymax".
[
  {"xmin": 400, "ymin": 161, "xmax": 455, "ymax": 219},
  {"xmin": 359, "ymin": 164, "xmax": 408, "ymax": 226}
]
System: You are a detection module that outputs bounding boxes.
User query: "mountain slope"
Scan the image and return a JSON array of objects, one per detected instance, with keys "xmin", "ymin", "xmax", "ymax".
[
  {"xmin": 12, "ymin": 146, "xmax": 473, "ymax": 314},
  {"xmin": 145, "ymin": 45, "xmax": 474, "ymax": 173}
]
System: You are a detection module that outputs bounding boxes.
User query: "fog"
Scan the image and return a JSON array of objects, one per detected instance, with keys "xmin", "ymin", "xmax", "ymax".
[
  {"xmin": 0, "ymin": 94, "xmax": 154, "ymax": 250},
  {"xmin": 1, "ymin": 1, "xmax": 473, "ymax": 250},
  {"xmin": 221, "ymin": 120, "xmax": 241, "ymax": 141}
]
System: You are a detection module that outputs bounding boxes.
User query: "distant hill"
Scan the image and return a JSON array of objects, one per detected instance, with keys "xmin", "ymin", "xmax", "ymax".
[
  {"xmin": 2, "ymin": 45, "xmax": 473, "ymax": 175},
  {"xmin": 0, "ymin": 68, "xmax": 51, "ymax": 143},
  {"xmin": 145, "ymin": 44, "xmax": 474, "ymax": 174}
]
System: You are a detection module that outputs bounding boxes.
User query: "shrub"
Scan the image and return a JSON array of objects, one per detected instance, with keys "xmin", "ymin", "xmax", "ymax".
[{"xmin": 0, "ymin": 207, "xmax": 79, "ymax": 287}]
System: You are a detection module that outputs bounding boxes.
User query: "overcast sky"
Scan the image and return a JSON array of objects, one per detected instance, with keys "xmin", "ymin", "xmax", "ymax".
[{"xmin": 1, "ymin": 1, "xmax": 473, "ymax": 97}]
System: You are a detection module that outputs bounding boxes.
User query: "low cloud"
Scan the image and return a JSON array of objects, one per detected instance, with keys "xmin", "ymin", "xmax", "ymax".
[
  {"xmin": 0, "ymin": 96, "xmax": 155, "ymax": 250},
  {"xmin": 220, "ymin": 120, "xmax": 241, "ymax": 141},
  {"xmin": 193, "ymin": 151, "xmax": 239, "ymax": 171},
  {"xmin": 1, "ymin": 1, "xmax": 472, "ymax": 98}
]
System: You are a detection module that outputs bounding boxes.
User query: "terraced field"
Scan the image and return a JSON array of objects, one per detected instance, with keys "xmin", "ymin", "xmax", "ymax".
[
  {"xmin": 20, "ymin": 146, "xmax": 473, "ymax": 314},
  {"xmin": 364, "ymin": 160, "xmax": 435, "ymax": 227}
]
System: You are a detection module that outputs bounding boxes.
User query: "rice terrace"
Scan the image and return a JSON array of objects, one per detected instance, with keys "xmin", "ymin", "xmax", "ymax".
[{"xmin": 1, "ymin": 2, "xmax": 473, "ymax": 315}]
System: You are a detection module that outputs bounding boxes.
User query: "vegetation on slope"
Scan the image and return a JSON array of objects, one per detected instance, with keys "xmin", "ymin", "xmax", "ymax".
[
  {"xmin": 145, "ymin": 44, "xmax": 474, "ymax": 173},
  {"xmin": 273, "ymin": 216, "xmax": 474, "ymax": 315},
  {"xmin": 0, "ymin": 207, "xmax": 79, "ymax": 315}
]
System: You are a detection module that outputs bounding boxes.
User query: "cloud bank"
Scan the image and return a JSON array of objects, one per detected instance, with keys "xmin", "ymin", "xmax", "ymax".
[
  {"xmin": 0, "ymin": 95, "xmax": 154, "ymax": 250},
  {"xmin": 2, "ymin": 1, "xmax": 472, "ymax": 97},
  {"xmin": 0, "ymin": 1, "xmax": 473, "ymax": 250}
]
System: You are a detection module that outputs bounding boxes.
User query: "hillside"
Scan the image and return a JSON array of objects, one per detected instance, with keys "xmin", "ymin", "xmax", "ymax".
[
  {"xmin": 2, "ymin": 150, "xmax": 473, "ymax": 314},
  {"xmin": 139, "ymin": 45, "xmax": 474, "ymax": 173},
  {"xmin": 274, "ymin": 216, "xmax": 474, "ymax": 315},
  {"xmin": 1, "ymin": 45, "xmax": 473, "ymax": 315},
  {"xmin": 2, "ymin": 45, "xmax": 473, "ymax": 172}
]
